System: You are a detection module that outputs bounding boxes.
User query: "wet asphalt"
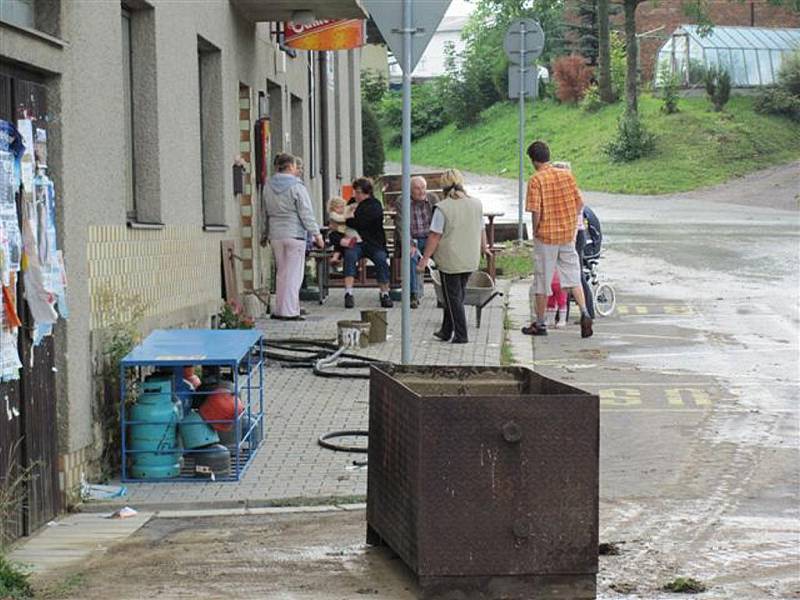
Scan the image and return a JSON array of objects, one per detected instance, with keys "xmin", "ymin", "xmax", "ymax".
[{"xmin": 502, "ymin": 161, "xmax": 800, "ymax": 597}]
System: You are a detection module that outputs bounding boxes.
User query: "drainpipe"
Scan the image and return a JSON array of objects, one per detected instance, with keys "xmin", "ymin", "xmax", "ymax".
[{"xmin": 319, "ymin": 51, "xmax": 331, "ymax": 205}]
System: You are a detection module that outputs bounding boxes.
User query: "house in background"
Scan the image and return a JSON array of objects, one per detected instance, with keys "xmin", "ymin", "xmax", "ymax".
[
  {"xmin": 388, "ymin": 15, "xmax": 470, "ymax": 84},
  {"xmin": 0, "ymin": 0, "xmax": 366, "ymax": 542}
]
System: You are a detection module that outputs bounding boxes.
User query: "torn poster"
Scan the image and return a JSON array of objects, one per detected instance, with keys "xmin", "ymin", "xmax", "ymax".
[{"xmin": 17, "ymin": 119, "xmax": 34, "ymax": 192}]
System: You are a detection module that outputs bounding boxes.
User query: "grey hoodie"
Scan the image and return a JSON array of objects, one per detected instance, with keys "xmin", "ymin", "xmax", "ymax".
[{"xmin": 262, "ymin": 173, "xmax": 320, "ymax": 241}]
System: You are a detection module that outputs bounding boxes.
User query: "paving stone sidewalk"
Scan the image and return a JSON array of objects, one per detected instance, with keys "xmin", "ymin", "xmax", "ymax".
[{"xmin": 89, "ymin": 284, "xmax": 508, "ymax": 511}]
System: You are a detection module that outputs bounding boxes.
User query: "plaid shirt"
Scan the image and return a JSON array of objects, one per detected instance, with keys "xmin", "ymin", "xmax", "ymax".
[
  {"xmin": 526, "ymin": 163, "xmax": 583, "ymax": 245},
  {"xmin": 398, "ymin": 192, "xmax": 438, "ymax": 238}
]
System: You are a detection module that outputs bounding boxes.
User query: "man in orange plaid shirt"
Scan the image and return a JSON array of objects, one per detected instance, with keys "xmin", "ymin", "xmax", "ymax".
[{"xmin": 521, "ymin": 140, "xmax": 593, "ymax": 338}]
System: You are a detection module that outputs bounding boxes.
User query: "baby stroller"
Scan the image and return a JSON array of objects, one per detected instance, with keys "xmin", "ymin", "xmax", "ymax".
[
  {"xmin": 566, "ymin": 207, "xmax": 616, "ymax": 319},
  {"xmin": 580, "ymin": 206, "xmax": 615, "ymax": 317}
]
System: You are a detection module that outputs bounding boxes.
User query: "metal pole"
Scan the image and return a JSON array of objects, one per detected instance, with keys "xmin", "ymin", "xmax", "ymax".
[
  {"xmin": 517, "ymin": 23, "xmax": 527, "ymax": 242},
  {"xmin": 401, "ymin": 0, "xmax": 413, "ymax": 364}
]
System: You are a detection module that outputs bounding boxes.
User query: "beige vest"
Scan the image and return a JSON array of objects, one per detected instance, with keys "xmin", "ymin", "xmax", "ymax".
[{"xmin": 433, "ymin": 195, "xmax": 483, "ymax": 274}]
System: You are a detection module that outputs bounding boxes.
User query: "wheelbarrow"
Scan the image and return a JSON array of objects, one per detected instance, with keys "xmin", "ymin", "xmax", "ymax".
[{"xmin": 429, "ymin": 267, "xmax": 503, "ymax": 328}]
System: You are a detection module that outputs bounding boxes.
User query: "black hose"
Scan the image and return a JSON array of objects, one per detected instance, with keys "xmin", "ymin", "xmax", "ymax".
[
  {"xmin": 318, "ymin": 430, "xmax": 368, "ymax": 453},
  {"xmin": 265, "ymin": 338, "xmax": 386, "ymax": 379}
]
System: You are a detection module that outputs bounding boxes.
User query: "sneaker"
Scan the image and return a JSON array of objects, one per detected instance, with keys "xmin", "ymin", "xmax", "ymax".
[
  {"xmin": 410, "ymin": 294, "xmax": 419, "ymax": 309},
  {"xmin": 433, "ymin": 330, "xmax": 451, "ymax": 342},
  {"xmin": 380, "ymin": 294, "xmax": 394, "ymax": 308},
  {"xmin": 344, "ymin": 293, "xmax": 355, "ymax": 309},
  {"xmin": 521, "ymin": 322, "xmax": 548, "ymax": 336},
  {"xmin": 580, "ymin": 314, "xmax": 593, "ymax": 338}
]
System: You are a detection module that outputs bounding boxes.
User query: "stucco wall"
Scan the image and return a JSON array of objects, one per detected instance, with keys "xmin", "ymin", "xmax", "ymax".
[{"xmin": 1, "ymin": 0, "xmax": 363, "ymax": 496}]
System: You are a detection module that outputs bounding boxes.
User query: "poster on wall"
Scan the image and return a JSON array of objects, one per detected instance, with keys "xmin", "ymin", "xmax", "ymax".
[{"xmin": 16, "ymin": 119, "xmax": 34, "ymax": 192}]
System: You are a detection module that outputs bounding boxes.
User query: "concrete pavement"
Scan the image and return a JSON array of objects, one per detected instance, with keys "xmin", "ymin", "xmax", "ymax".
[{"xmin": 85, "ymin": 282, "xmax": 507, "ymax": 511}]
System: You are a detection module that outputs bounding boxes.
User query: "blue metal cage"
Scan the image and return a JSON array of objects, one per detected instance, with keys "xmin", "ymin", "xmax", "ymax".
[{"xmin": 120, "ymin": 329, "xmax": 265, "ymax": 482}]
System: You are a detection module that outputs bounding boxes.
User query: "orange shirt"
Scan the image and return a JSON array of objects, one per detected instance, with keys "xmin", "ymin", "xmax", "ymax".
[{"xmin": 526, "ymin": 163, "xmax": 583, "ymax": 245}]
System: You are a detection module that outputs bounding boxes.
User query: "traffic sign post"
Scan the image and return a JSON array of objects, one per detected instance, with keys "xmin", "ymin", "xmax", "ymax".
[
  {"xmin": 363, "ymin": 0, "xmax": 451, "ymax": 364},
  {"xmin": 504, "ymin": 18, "xmax": 544, "ymax": 242}
]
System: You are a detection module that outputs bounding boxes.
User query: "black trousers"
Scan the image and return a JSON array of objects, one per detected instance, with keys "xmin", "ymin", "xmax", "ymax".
[
  {"xmin": 575, "ymin": 230, "xmax": 595, "ymax": 319},
  {"xmin": 440, "ymin": 271, "xmax": 471, "ymax": 342}
]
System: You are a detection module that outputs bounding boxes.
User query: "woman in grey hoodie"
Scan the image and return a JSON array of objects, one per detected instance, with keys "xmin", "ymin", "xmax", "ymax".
[{"xmin": 262, "ymin": 153, "xmax": 323, "ymax": 320}]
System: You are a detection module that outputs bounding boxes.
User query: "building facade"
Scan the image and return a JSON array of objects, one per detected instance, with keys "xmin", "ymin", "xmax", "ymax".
[{"xmin": 0, "ymin": 0, "xmax": 365, "ymax": 533}]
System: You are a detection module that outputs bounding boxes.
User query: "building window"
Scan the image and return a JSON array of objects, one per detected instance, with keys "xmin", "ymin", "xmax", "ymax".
[
  {"xmin": 0, "ymin": 0, "xmax": 34, "ymax": 28},
  {"xmin": 267, "ymin": 79, "xmax": 283, "ymax": 168},
  {"xmin": 121, "ymin": 8, "xmax": 135, "ymax": 219},
  {"xmin": 290, "ymin": 93, "xmax": 303, "ymax": 164},
  {"xmin": 198, "ymin": 36, "xmax": 225, "ymax": 228},
  {"xmin": 0, "ymin": 0, "xmax": 61, "ymax": 37},
  {"xmin": 121, "ymin": 1, "xmax": 160, "ymax": 225}
]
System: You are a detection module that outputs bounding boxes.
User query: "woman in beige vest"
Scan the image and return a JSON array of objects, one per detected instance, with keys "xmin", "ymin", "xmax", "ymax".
[{"xmin": 417, "ymin": 169, "xmax": 490, "ymax": 343}]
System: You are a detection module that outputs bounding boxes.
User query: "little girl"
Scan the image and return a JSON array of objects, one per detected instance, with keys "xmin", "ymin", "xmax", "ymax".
[
  {"xmin": 546, "ymin": 271, "xmax": 568, "ymax": 328},
  {"xmin": 326, "ymin": 196, "xmax": 361, "ymax": 264}
]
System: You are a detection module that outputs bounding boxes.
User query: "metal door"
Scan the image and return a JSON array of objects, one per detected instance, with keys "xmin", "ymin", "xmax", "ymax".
[{"xmin": 0, "ymin": 64, "xmax": 60, "ymax": 543}]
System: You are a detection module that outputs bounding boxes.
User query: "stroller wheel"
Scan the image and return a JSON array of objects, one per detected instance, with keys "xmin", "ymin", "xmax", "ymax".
[{"xmin": 594, "ymin": 283, "xmax": 616, "ymax": 317}]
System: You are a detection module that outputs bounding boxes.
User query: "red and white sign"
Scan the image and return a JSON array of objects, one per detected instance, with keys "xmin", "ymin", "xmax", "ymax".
[{"xmin": 284, "ymin": 19, "xmax": 364, "ymax": 51}]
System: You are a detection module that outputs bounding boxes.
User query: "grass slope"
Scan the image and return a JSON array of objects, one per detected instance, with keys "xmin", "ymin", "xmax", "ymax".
[{"xmin": 385, "ymin": 95, "xmax": 800, "ymax": 194}]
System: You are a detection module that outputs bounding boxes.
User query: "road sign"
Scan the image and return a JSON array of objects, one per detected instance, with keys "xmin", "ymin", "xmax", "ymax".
[
  {"xmin": 362, "ymin": 0, "xmax": 451, "ymax": 73},
  {"xmin": 508, "ymin": 64, "xmax": 539, "ymax": 99},
  {"xmin": 503, "ymin": 18, "xmax": 544, "ymax": 65}
]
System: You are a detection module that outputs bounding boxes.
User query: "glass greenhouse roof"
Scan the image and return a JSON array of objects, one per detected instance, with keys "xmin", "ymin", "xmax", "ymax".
[{"xmin": 656, "ymin": 25, "xmax": 800, "ymax": 87}]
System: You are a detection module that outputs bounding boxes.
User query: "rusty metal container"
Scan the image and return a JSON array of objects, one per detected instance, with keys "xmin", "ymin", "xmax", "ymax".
[{"xmin": 366, "ymin": 365, "xmax": 599, "ymax": 599}]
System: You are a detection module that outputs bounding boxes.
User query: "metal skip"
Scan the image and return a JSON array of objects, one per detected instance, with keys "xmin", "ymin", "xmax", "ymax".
[
  {"xmin": 361, "ymin": 0, "xmax": 452, "ymax": 364},
  {"xmin": 504, "ymin": 18, "xmax": 545, "ymax": 242}
]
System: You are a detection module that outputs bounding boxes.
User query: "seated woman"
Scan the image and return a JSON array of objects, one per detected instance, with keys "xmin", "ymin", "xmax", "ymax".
[{"xmin": 341, "ymin": 178, "xmax": 393, "ymax": 309}]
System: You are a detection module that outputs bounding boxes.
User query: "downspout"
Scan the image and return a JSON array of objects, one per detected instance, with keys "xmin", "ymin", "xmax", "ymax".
[{"xmin": 318, "ymin": 51, "xmax": 330, "ymax": 205}]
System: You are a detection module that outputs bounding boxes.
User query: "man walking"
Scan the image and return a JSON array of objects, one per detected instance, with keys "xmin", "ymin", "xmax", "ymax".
[{"xmin": 521, "ymin": 141, "xmax": 593, "ymax": 338}]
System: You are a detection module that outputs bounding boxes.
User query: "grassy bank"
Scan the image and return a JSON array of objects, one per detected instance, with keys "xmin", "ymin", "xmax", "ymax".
[{"xmin": 385, "ymin": 94, "xmax": 800, "ymax": 194}]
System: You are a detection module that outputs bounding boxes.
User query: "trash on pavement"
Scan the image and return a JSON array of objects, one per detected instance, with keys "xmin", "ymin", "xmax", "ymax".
[{"xmin": 107, "ymin": 506, "xmax": 138, "ymax": 519}]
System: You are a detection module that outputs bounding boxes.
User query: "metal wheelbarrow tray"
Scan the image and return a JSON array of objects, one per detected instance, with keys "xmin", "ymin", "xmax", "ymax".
[
  {"xmin": 367, "ymin": 365, "xmax": 599, "ymax": 600},
  {"xmin": 429, "ymin": 269, "xmax": 503, "ymax": 328}
]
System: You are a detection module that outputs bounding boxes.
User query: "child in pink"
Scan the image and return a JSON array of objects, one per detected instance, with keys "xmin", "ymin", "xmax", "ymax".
[{"xmin": 546, "ymin": 271, "xmax": 568, "ymax": 328}]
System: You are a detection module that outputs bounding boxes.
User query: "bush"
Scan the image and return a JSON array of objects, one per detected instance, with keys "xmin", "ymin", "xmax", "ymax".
[
  {"xmin": 688, "ymin": 58, "xmax": 706, "ymax": 85},
  {"xmin": 361, "ymin": 102, "xmax": 385, "ymax": 177},
  {"xmin": 361, "ymin": 70, "xmax": 387, "ymax": 107},
  {"xmin": 704, "ymin": 65, "xmax": 731, "ymax": 112},
  {"xmin": 754, "ymin": 86, "xmax": 800, "ymax": 122},
  {"xmin": 553, "ymin": 55, "xmax": 594, "ymax": 104},
  {"xmin": 380, "ymin": 81, "xmax": 448, "ymax": 145},
  {"xmin": 604, "ymin": 113, "xmax": 656, "ymax": 162},
  {"xmin": 658, "ymin": 63, "xmax": 680, "ymax": 114},
  {"xmin": 0, "ymin": 554, "xmax": 33, "ymax": 599},
  {"xmin": 441, "ymin": 42, "xmax": 502, "ymax": 128},
  {"xmin": 777, "ymin": 49, "xmax": 800, "ymax": 96},
  {"xmin": 580, "ymin": 84, "xmax": 604, "ymax": 112}
]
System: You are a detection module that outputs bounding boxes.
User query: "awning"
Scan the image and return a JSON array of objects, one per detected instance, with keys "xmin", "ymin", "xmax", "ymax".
[{"xmin": 230, "ymin": 0, "xmax": 366, "ymax": 23}]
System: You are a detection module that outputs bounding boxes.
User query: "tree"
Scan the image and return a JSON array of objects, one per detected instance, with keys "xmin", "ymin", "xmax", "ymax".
[
  {"xmin": 567, "ymin": 0, "xmax": 600, "ymax": 65},
  {"xmin": 597, "ymin": 0, "xmax": 614, "ymax": 102},
  {"xmin": 361, "ymin": 103, "xmax": 384, "ymax": 178},
  {"xmin": 620, "ymin": 0, "xmax": 644, "ymax": 116}
]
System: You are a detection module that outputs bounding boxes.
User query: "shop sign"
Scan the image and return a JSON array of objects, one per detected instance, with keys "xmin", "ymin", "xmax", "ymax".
[{"xmin": 284, "ymin": 19, "xmax": 364, "ymax": 51}]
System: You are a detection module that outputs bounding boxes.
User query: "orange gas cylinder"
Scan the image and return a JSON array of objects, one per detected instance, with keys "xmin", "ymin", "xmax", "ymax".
[{"xmin": 199, "ymin": 386, "xmax": 244, "ymax": 432}]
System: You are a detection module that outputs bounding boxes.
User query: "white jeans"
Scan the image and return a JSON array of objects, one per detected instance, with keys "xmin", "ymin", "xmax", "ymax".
[{"xmin": 271, "ymin": 238, "xmax": 306, "ymax": 317}]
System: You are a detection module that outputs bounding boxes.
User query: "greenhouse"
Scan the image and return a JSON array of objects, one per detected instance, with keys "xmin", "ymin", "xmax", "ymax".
[{"xmin": 655, "ymin": 25, "xmax": 800, "ymax": 87}]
